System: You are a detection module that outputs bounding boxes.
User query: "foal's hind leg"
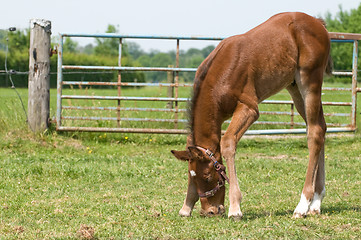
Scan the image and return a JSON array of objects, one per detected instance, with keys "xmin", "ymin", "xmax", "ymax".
[
  {"xmin": 288, "ymin": 70, "xmax": 326, "ymax": 218},
  {"xmin": 308, "ymin": 145, "xmax": 326, "ymax": 215},
  {"xmin": 220, "ymin": 102, "xmax": 259, "ymax": 219},
  {"xmin": 307, "ymin": 106, "xmax": 326, "ymax": 215}
]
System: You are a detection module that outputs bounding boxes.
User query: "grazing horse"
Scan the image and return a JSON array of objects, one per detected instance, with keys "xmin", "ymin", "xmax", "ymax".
[{"xmin": 171, "ymin": 12, "xmax": 331, "ymax": 219}]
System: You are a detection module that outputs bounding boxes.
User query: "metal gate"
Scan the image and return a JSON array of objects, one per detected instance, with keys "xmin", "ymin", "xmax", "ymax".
[{"xmin": 56, "ymin": 32, "xmax": 361, "ymax": 135}]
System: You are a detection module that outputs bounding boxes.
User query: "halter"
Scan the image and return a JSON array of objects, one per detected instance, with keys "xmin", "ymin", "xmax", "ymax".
[{"xmin": 195, "ymin": 146, "xmax": 230, "ymax": 198}]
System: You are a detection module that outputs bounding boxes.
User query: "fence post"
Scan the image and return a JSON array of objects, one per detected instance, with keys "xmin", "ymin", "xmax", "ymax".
[
  {"xmin": 117, "ymin": 38, "xmax": 123, "ymax": 128},
  {"xmin": 28, "ymin": 19, "xmax": 51, "ymax": 133},
  {"xmin": 167, "ymin": 65, "xmax": 174, "ymax": 109},
  {"xmin": 351, "ymin": 40, "xmax": 358, "ymax": 130}
]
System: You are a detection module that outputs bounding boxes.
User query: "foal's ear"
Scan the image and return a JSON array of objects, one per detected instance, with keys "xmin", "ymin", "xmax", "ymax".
[
  {"xmin": 171, "ymin": 150, "xmax": 190, "ymax": 161},
  {"xmin": 188, "ymin": 146, "xmax": 208, "ymax": 161}
]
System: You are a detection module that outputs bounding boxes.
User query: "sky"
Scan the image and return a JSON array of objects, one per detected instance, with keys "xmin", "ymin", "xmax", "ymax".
[{"xmin": 0, "ymin": 0, "xmax": 360, "ymax": 52}]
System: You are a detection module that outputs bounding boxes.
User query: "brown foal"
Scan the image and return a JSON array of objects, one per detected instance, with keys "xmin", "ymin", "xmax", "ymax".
[{"xmin": 171, "ymin": 12, "xmax": 331, "ymax": 219}]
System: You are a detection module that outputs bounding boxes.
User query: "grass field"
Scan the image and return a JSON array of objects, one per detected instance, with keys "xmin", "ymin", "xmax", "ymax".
[{"xmin": 0, "ymin": 85, "xmax": 361, "ymax": 239}]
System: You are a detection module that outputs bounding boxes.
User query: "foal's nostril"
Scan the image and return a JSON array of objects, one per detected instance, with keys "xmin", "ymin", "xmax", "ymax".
[
  {"xmin": 201, "ymin": 206, "xmax": 225, "ymax": 217},
  {"xmin": 218, "ymin": 205, "xmax": 225, "ymax": 215}
]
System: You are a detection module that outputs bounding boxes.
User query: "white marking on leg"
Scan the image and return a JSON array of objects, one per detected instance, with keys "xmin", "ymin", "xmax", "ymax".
[
  {"xmin": 189, "ymin": 170, "xmax": 196, "ymax": 177},
  {"xmin": 309, "ymin": 188, "xmax": 326, "ymax": 214},
  {"xmin": 179, "ymin": 172, "xmax": 199, "ymax": 217},
  {"xmin": 293, "ymin": 193, "xmax": 311, "ymax": 218},
  {"xmin": 227, "ymin": 180, "xmax": 243, "ymax": 219},
  {"xmin": 179, "ymin": 205, "xmax": 192, "ymax": 217}
]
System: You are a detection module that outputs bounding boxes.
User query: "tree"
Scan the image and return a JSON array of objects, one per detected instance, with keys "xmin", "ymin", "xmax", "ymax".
[
  {"xmin": 79, "ymin": 44, "xmax": 94, "ymax": 55},
  {"xmin": 0, "ymin": 29, "xmax": 30, "ymax": 87},
  {"xmin": 201, "ymin": 45, "xmax": 215, "ymax": 58},
  {"xmin": 63, "ymin": 37, "xmax": 78, "ymax": 53},
  {"xmin": 94, "ymin": 24, "xmax": 127, "ymax": 57},
  {"xmin": 150, "ymin": 52, "xmax": 173, "ymax": 67},
  {"xmin": 0, "ymin": 30, "xmax": 7, "ymax": 50},
  {"xmin": 127, "ymin": 42, "xmax": 145, "ymax": 60},
  {"xmin": 8, "ymin": 29, "xmax": 29, "ymax": 54},
  {"xmin": 325, "ymin": 3, "xmax": 361, "ymax": 71},
  {"xmin": 137, "ymin": 54, "xmax": 151, "ymax": 67},
  {"xmin": 326, "ymin": 4, "xmax": 361, "ymax": 33}
]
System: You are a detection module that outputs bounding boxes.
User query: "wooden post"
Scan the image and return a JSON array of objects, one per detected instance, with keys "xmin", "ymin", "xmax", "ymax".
[{"xmin": 28, "ymin": 19, "xmax": 51, "ymax": 132}]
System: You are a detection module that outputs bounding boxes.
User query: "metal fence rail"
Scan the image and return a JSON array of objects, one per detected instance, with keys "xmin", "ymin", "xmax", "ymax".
[{"xmin": 56, "ymin": 32, "xmax": 360, "ymax": 135}]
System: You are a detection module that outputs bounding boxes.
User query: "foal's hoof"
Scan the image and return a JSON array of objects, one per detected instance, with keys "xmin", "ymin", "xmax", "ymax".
[
  {"xmin": 228, "ymin": 212, "xmax": 243, "ymax": 221},
  {"xmin": 307, "ymin": 209, "xmax": 321, "ymax": 216},
  {"xmin": 292, "ymin": 212, "xmax": 306, "ymax": 219},
  {"xmin": 179, "ymin": 210, "xmax": 192, "ymax": 217}
]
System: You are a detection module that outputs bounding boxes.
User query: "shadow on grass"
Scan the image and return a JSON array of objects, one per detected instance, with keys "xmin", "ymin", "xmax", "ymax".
[
  {"xmin": 240, "ymin": 202, "xmax": 361, "ymax": 221},
  {"xmin": 188, "ymin": 209, "xmax": 293, "ymax": 220},
  {"xmin": 322, "ymin": 203, "xmax": 361, "ymax": 215},
  {"xmin": 241, "ymin": 209, "xmax": 294, "ymax": 220}
]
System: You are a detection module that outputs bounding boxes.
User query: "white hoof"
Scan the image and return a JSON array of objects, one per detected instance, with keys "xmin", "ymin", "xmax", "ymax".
[
  {"xmin": 293, "ymin": 193, "xmax": 310, "ymax": 218},
  {"xmin": 179, "ymin": 207, "xmax": 192, "ymax": 217},
  {"xmin": 228, "ymin": 212, "xmax": 243, "ymax": 220},
  {"xmin": 179, "ymin": 210, "xmax": 191, "ymax": 217},
  {"xmin": 308, "ymin": 189, "xmax": 326, "ymax": 215},
  {"xmin": 228, "ymin": 206, "xmax": 243, "ymax": 220}
]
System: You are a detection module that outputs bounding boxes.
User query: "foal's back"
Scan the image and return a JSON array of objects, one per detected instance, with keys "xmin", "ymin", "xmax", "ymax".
[{"xmin": 204, "ymin": 12, "xmax": 330, "ymax": 110}]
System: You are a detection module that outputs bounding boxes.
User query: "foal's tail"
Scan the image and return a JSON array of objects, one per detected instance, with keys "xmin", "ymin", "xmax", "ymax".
[{"xmin": 325, "ymin": 54, "xmax": 333, "ymax": 76}]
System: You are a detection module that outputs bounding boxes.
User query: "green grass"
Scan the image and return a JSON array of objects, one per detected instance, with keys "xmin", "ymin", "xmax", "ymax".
[
  {"xmin": 0, "ymin": 85, "xmax": 361, "ymax": 239},
  {"xmin": 0, "ymin": 131, "xmax": 360, "ymax": 239}
]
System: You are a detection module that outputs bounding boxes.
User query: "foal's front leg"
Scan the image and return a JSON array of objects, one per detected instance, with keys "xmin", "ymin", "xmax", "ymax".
[
  {"xmin": 221, "ymin": 139, "xmax": 243, "ymax": 219},
  {"xmin": 177, "ymin": 135, "xmax": 199, "ymax": 217},
  {"xmin": 221, "ymin": 103, "xmax": 259, "ymax": 219},
  {"xmin": 179, "ymin": 169, "xmax": 199, "ymax": 217}
]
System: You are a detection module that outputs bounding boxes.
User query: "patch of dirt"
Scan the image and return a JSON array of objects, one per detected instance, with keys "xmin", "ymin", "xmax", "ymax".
[
  {"xmin": 56, "ymin": 138, "xmax": 84, "ymax": 150},
  {"xmin": 76, "ymin": 225, "xmax": 95, "ymax": 239},
  {"xmin": 13, "ymin": 226, "xmax": 24, "ymax": 234},
  {"xmin": 267, "ymin": 154, "xmax": 290, "ymax": 160},
  {"xmin": 54, "ymin": 209, "xmax": 64, "ymax": 214}
]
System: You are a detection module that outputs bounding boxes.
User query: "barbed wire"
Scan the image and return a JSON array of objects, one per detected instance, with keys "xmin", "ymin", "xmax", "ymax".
[{"xmin": 3, "ymin": 27, "xmax": 29, "ymax": 127}]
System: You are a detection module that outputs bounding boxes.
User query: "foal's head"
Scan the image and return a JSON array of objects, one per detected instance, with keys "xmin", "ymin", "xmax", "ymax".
[{"xmin": 171, "ymin": 147, "xmax": 226, "ymax": 216}]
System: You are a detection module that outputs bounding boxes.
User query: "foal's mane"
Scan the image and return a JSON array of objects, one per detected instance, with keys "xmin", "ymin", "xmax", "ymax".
[{"xmin": 188, "ymin": 43, "xmax": 224, "ymax": 134}]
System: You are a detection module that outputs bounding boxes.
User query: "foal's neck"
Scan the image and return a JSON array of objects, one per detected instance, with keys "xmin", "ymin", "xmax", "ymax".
[{"xmin": 191, "ymin": 96, "xmax": 222, "ymax": 156}]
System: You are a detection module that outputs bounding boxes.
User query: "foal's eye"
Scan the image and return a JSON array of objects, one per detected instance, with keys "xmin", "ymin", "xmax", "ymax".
[{"xmin": 204, "ymin": 173, "xmax": 213, "ymax": 182}]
